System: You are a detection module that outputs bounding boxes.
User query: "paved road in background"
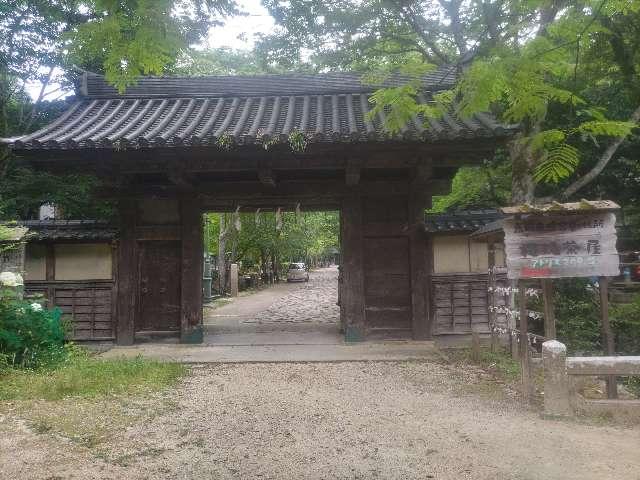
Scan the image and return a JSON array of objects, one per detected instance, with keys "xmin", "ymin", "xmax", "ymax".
[{"xmin": 203, "ymin": 266, "xmax": 340, "ymax": 344}]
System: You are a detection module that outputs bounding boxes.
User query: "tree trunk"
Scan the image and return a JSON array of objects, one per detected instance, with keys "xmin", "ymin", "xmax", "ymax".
[{"xmin": 509, "ymin": 135, "xmax": 536, "ymax": 204}]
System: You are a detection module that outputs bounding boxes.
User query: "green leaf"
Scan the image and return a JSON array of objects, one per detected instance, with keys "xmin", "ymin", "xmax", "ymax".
[
  {"xmin": 534, "ymin": 144, "xmax": 580, "ymax": 183},
  {"xmin": 574, "ymin": 121, "xmax": 637, "ymax": 137}
]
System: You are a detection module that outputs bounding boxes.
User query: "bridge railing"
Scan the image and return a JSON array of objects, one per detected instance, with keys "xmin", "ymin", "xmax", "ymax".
[{"xmin": 541, "ymin": 340, "xmax": 640, "ymax": 418}]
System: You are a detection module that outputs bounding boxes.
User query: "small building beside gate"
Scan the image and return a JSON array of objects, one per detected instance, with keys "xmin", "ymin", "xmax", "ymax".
[{"xmin": 20, "ymin": 220, "xmax": 117, "ymax": 341}]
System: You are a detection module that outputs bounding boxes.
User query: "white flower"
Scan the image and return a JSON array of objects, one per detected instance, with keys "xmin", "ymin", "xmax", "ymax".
[
  {"xmin": 0, "ymin": 271, "xmax": 18, "ymax": 287},
  {"xmin": 14, "ymin": 273, "xmax": 23, "ymax": 286},
  {"xmin": 31, "ymin": 303, "xmax": 43, "ymax": 312}
]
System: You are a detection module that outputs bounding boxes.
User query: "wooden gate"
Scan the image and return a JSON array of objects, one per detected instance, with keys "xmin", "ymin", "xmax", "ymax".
[{"xmin": 137, "ymin": 241, "xmax": 181, "ymax": 332}]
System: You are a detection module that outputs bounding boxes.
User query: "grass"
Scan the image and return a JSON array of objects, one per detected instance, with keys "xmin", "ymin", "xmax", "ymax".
[
  {"xmin": 0, "ymin": 355, "xmax": 186, "ymax": 401},
  {"xmin": 446, "ymin": 347, "xmax": 521, "ymax": 382},
  {"xmin": 0, "ymin": 352, "xmax": 186, "ymax": 451}
]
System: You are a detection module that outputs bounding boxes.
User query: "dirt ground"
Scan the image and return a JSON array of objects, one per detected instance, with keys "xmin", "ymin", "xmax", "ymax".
[{"xmin": 2, "ymin": 360, "xmax": 639, "ymax": 480}]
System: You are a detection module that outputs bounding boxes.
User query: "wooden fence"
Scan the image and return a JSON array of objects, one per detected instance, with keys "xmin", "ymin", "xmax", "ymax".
[
  {"xmin": 432, "ymin": 272, "xmax": 508, "ymax": 335},
  {"xmin": 25, "ymin": 280, "xmax": 115, "ymax": 341}
]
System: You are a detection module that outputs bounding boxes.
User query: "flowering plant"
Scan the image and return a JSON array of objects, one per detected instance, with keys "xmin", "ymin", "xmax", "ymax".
[{"xmin": 0, "ymin": 271, "xmax": 66, "ymax": 369}]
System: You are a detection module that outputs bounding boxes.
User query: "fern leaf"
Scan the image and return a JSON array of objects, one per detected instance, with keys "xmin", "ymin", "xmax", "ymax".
[{"xmin": 534, "ymin": 144, "xmax": 580, "ymax": 183}]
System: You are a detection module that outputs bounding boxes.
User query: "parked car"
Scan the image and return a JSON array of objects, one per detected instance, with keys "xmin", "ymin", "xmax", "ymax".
[{"xmin": 287, "ymin": 262, "xmax": 309, "ymax": 282}]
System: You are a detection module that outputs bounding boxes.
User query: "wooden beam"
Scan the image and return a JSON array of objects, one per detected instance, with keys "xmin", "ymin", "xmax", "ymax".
[
  {"xmin": 519, "ymin": 285, "xmax": 531, "ymax": 401},
  {"xmin": 180, "ymin": 195, "xmax": 203, "ymax": 343},
  {"xmin": 599, "ymin": 276, "xmax": 618, "ymax": 399},
  {"xmin": 541, "ymin": 278, "xmax": 556, "ymax": 339},
  {"xmin": 115, "ymin": 198, "xmax": 137, "ymax": 345},
  {"xmin": 345, "ymin": 159, "xmax": 361, "ymax": 186}
]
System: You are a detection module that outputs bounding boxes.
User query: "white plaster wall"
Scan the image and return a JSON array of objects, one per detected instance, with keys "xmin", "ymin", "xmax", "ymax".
[
  {"xmin": 433, "ymin": 235, "xmax": 470, "ymax": 273},
  {"xmin": 54, "ymin": 243, "xmax": 112, "ymax": 280}
]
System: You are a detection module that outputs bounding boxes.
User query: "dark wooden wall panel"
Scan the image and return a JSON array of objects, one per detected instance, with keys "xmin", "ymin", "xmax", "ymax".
[
  {"xmin": 25, "ymin": 281, "xmax": 115, "ymax": 341},
  {"xmin": 432, "ymin": 273, "xmax": 507, "ymax": 335}
]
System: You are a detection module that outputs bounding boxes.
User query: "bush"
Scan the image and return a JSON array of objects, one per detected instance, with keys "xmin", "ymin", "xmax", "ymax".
[
  {"xmin": 0, "ymin": 273, "xmax": 67, "ymax": 369},
  {"xmin": 554, "ymin": 279, "xmax": 603, "ymax": 354},
  {"xmin": 611, "ymin": 294, "xmax": 640, "ymax": 355},
  {"xmin": 554, "ymin": 279, "xmax": 640, "ymax": 355}
]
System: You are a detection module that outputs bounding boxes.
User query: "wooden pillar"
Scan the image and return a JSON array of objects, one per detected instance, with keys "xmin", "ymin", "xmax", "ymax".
[
  {"xmin": 115, "ymin": 198, "xmax": 137, "ymax": 345},
  {"xmin": 341, "ymin": 190, "xmax": 365, "ymax": 341},
  {"xmin": 519, "ymin": 285, "xmax": 531, "ymax": 401},
  {"xmin": 45, "ymin": 243, "xmax": 55, "ymax": 309},
  {"xmin": 488, "ymin": 243, "xmax": 497, "ymax": 351},
  {"xmin": 180, "ymin": 195, "xmax": 204, "ymax": 343},
  {"xmin": 599, "ymin": 276, "xmax": 617, "ymax": 399},
  {"xmin": 541, "ymin": 278, "xmax": 556, "ymax": 339},
  {"xmin": 409, "ymin": 184, "xmax": 431, "ymax": 340}
]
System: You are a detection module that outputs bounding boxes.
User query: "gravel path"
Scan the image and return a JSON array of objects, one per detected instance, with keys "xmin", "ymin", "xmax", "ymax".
[{"xmin": 2, "ymin": 361, "xmax": 639, "ymax": 480}]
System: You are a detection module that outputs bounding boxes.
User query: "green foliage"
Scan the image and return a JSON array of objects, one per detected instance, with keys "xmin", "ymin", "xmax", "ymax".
[
  {"xmin": 258, "ymin": 0, "xmax": 640, "ymax": 199},
  {"xmin": 175, "ymin": 47, "xmax": 287, "ymax": 76},
  {"xmin": 553, "ymin": 279, "xmax": 603, "ymax": 354},
  {"xmin": 215, "ymin": 133, "xmax": 234, "ymax": 151},
  {"xmin": 67, "ymin": 0, "xmax": 238, "ymax": 92},
  {"xmin": 534, "ymin": 144, "xmax": 580, "ymax": 183},
  {"xmin": 288, "ymin": 130, "xmax": 308, "ymax": 153},
  {"xmin": 0, "ymin": 353, "xmax": 186, "ymax": 401},
  {"xmin": 0, "ymin": 166, "xmax": 113, "ymax": 220},
  {"xmin": 611, "ymin": 294, "xmax": 640, "ymax": 355},
  {"xmin": 206, "ymin": 210, "xmax": 340, "ymax": 271},
  {"xmin": 431, "ymin": 155, "xmax": 512, "ymax": 212},
  {"xmin": 0, "ymin": 287, "xmax": 67, "ymax": 369},
  {"xmin": 552, "ymin": 279, "xmax": 640, "ymax": 356}
]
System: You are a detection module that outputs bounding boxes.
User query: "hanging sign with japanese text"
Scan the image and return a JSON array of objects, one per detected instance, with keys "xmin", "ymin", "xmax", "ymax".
[{"xmin": 503, "ymin": 212, "xmax": 619, "ymax": 279}]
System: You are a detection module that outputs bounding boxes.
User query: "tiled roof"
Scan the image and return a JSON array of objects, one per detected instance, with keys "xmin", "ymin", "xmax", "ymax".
[
  {"xmin": 20, "ymin": 220, "xmax": 117, "ymax": 241},
  {"xmin": 425, "ymin": 209, "xmax": 504, "ymax": 233},
  {"xmin": 80, "ymin": 70, "xmax": 459, "ymax": 98},
  {"xmin": 3, "ymin": 71, "xmax": 516, "ymax": 151}
]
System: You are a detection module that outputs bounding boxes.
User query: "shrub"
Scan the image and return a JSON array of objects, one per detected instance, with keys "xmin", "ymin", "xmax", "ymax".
[
  {"xmin": 0, "ymin": 273, "xmax": 67, "ymax": 369},
  {"xmin": 611, "ymin": 294, "xmax": 640, "ymax": 355}
]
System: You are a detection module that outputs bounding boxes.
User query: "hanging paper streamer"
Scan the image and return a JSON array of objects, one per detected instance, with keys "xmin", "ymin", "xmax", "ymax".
[
  {"xmin": 296, "ymin": 203, "xmax": 301, "ymax": 224},
  {"xmin": 275, "ymin": 207, "xmax": 282, "ymax": 231},
  {"xmin": 255, "ymin": 208, "xmax": 261, "ymax": 226},
  {"xmin": 233, "ymin": 206, "xmax": 241, "ymax": 232}
]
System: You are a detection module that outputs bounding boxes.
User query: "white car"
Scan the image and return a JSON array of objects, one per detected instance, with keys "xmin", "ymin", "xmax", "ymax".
[{"xmin": 287, "ymin": 262, "xmax": 309, "ymax": 282}]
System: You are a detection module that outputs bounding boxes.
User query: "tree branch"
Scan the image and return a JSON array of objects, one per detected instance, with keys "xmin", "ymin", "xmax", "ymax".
[{"xmin": 555, "ymin": 104, "xmax": 640, "ymax": 201}]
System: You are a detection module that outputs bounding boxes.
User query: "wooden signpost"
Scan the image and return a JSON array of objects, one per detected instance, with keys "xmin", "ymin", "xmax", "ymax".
[{"xmin": 501, "ymin": 201, "xmax": 621, "ymax": 400}]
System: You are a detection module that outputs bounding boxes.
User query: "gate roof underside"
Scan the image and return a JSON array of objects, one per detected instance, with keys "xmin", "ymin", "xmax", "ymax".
[{"xmin": 4, "ymin": 71, "xmax": 516, "ymax": 151}]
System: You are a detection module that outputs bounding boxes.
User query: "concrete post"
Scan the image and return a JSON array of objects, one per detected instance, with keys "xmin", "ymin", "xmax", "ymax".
[
  {"xmin": 230, "ymin": 263, "xmax": 239, "ymax": 297},
  {"xmin": 542, "ymin": 340, "xmax": 573, "ymax": 417}
]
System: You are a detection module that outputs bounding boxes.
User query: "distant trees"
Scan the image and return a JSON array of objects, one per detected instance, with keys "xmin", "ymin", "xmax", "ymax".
[{"xmin": 205, "ymin": 210, "xmax": 339, "ymax": 281}]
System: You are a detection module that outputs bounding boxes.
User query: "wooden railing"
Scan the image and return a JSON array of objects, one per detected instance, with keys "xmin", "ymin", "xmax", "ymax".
[{"xmin": 542, "ymin": 340, "xmax": 640, "ymax": 417}]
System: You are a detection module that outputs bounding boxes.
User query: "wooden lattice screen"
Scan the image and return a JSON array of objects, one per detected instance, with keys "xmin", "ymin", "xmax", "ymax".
[
  {"xmin": 25, "ymin": 281, "xmax": 115, "ymax": 341},
  {"xmin": 432, "ymin": 273, "xmax": 508, "ymax": 335}
]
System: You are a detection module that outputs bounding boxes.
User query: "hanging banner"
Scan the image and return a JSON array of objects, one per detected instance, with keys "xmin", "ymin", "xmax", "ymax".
[{"xmin": 503, "ymin": 212, "xmax": 619, "ymax": 279}]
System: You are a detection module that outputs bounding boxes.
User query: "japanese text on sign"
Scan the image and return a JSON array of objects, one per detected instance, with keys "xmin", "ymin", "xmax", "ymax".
[{"xmin": 503, "ymin": 213, "xmax": 619, "ymax": 279}]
